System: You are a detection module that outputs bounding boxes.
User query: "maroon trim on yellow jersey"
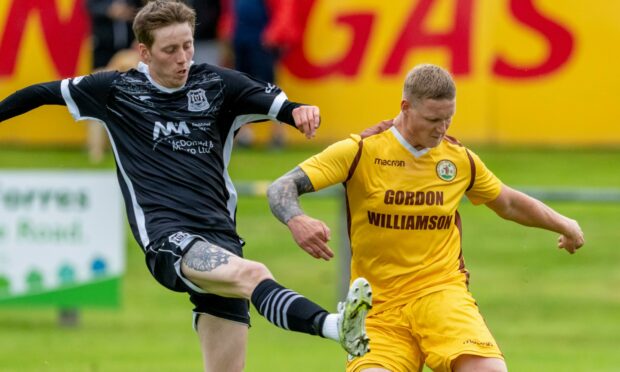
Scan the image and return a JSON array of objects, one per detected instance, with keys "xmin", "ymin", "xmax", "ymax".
[
  {"xmin": 344, "ymin": 140, "xmax": 365, "ymax": 243},
  {"xmin": 465, "ymin": 149, "xmax": 476, "ymax": 192},
  {"xmin": 455, "ymin": 210, "xmax": 470, "ymax": 285},
  {"xmin": 344, "ymin": 185, "xmax": 353, "ymax": 251},
  {"xmin": 445, "ymin": 135, "xmax": 475, "ymax": 192},
  {"xmin": 444, "ymin": 135, "xmax": 463, "ymax": 146},
  {"xmin": 345, "ymin": 140, "xmax": 364, "ymax": 182}
]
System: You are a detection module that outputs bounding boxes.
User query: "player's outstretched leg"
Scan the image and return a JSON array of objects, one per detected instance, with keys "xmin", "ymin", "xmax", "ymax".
[{"xmin": 338, "ymin": 277, "xmax": 372, "ymax": 357}]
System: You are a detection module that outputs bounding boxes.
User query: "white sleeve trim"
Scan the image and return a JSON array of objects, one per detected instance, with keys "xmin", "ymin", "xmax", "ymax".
[
  {"xmin": 60, "ymin": 79, "xmax": 81, "ymax": 120},
  {"xmin": 268, "ymin": 91, "xmax": 288, "ymax": 119}
]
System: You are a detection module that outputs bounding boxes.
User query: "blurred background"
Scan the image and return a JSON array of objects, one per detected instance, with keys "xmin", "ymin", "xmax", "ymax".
[
  {"xmin": 2, "ymin": 0, "xmax": 620, "ymax": 148},
  {"xmin": 0, "ymin": 0, "xmax": 619, "ymax": 371}
]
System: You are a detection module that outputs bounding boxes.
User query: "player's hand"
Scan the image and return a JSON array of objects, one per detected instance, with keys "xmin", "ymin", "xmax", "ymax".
[
  {"xmin": 558, "ymin": 218, "xmax": 584, "ymax": 254},
  {"xmin": 287, "ymin": 214, "xmax": 333, "ymax": 260},
  {"xmin": 292, "ymin": 105, "xmax": 321, "ymax": 139}
]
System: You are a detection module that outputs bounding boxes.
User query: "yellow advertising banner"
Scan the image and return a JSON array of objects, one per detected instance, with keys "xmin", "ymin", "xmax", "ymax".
[
  {"xmin": 0, "ymin": 0, "xmax": 618, "ymax": 146},
  {"xmin": 277, "ymin": 0, "xmax": 620, "ymax": 146},
  {"xmin": 0, "ymin": 0, "xmax": 91, "ymax": 145}
]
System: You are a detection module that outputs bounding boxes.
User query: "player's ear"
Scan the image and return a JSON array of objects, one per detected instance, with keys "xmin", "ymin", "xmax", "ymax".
[
  {"xmin": 401, "ymin": 99, "xmax": 411, "ymax": 115},
  {"xmin": 138, "ymin": 43, "xmax": 151, "ymax": 63}
]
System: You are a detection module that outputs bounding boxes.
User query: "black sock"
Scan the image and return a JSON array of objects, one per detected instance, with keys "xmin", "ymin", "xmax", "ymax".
[{"xmin": 251, "ymin": 279, "xmax": 328, "ymax": 336}]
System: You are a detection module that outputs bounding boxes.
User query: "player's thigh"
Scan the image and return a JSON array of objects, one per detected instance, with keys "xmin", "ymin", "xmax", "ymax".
[
  {"xmin": 181, "ymin": 238, "xmax": 272, "ymax": 298},
  {"xmin": 146, "ymin": 231, "xmax": 252, "ymax": 329},
  {"xmin": 196, "ymin": 312, "xmax": 248, "ymax": 372},
  {"xmin": 452, "ymin": 354, "xmax": 507, "ymax": 372},
  {"xmin": 410, "ymin": 284, "xmax": 504, "ymax": 372},
  {"xmin": 347, "ymin": 306, "xmax": 424, "ymax": 372}
]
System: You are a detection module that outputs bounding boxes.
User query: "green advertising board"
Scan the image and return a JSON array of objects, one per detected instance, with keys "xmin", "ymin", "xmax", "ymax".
[{"xmin": 0, "ymin": 171, "xmax": 124, "ymax": 307}]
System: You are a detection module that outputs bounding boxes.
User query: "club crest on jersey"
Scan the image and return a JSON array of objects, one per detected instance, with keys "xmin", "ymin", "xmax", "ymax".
[
  {"xmin": 187, "ymin": 89, "xmax": 210, "ymax": 112},
  {"xmin": 436, "ymin": 159, "xmax": 457, "ymax": 182}
]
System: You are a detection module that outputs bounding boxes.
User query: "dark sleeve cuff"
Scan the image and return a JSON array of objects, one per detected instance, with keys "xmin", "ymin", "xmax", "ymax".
[{"xmin": 275, "ymin": 100, "xmax": 304, "ymax": 127}]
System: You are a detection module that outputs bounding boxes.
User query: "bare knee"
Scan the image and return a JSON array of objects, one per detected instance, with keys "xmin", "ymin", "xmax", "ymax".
[
  {"xmin": 233, "ymin": 260, "xmax": 273, "ymax": 297},
  {"xmin": 452, "ymin": 355, "xmax": 507, "ymax": 372}
]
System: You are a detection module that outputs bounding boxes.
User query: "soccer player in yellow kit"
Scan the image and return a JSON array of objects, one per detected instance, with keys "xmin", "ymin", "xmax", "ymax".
[{"xmin": 267, "ymin": 64, "xmax": 585, "ymax": 372}]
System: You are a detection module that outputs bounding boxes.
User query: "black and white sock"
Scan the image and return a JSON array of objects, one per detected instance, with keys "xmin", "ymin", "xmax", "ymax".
[{"xmin": 251, "ymin": 279, "xmax": 329, "ymax": 336}]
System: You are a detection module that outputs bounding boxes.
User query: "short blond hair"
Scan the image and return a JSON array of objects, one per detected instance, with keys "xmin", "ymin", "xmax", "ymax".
[
  {"xmin": 133, "ymin": 0, "xmax": 196, "ymax": 48},
  {"xmin": 403, "ymin": 64, "xmax": 456, "ymax": 102}
]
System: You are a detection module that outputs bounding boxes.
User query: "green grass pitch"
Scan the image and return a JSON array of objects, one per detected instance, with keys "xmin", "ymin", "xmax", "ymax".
[{"xmin": 0, "ymin": 145, "xmax": 618, "ymax": 371}]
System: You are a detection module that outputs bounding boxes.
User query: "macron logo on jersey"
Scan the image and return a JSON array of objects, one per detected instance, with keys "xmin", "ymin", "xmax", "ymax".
[
  {"xmin": 374, "ymin": 158, "xmax": 405, "ymax": 167},
  {"xmin": 153, "ymin": 121, "xmax": 190, "ymax": 140}
]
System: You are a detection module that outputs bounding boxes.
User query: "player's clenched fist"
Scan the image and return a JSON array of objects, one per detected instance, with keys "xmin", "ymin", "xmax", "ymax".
[{"xmin": 292, "ymin": 105, "xmax": 321, "ymax": 139}]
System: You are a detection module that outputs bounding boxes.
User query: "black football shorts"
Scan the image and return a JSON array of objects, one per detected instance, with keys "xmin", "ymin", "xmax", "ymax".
[{"xmin": 145, "ymin": 230, "xmax": 250, "ymax": 326}]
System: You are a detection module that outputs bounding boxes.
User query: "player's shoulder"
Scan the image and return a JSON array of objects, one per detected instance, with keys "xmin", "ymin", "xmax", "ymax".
[
  {"xmin": 65, "ymin": 71, "xmax": 123, "ymax": 97},
  {"xmin": 188, "ymin": 63, "xmax": 254, "ymax": 91},
  {"xmin": 443, "ymin": 134, "xmax": 464, "ymax": 147},
  {"xmin": 190, "ymin": 63, "xmax": 237, "ymax": 79},
  {"xmin": 441, "ymin": 135, "xmax": 470, "ymax": 153},
  {"xmin": 122, "ymin": 67, "xmax": 145, "ymax": 79},
  {"xmin": 108, "ymin": 69, "xmax": 155, "ymax": 95},
  {"xmin": 316, "ymin": 134, "xmax": 363, "ymax": 158},
  {"xmin": 437, "ymin": 135, "xmax": 476, "ymax": 160},
  {"xmin": 71, "ymin": 70, "xmax": 122, "ymax": 85},
  {"xmin": 348, "ymin": 133, "xmax": 363, "ymax": 144},
  {"xmin": 330, "ymin": 134, "xmax": 362, "ymax": 150},
  {"xmin": 113, "ymin": 68, "xmax": 150, "ymax": 87},
  {"xmin": 357, "ymin": 126, "xmax": 396, "ymax": 150},
  {"xmin": 334, "ymin": 130, "xmax": 393, "ymax": 159}
]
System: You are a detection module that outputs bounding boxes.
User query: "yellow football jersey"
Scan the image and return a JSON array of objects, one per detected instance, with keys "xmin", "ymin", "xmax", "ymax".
[{"xmin": 300, "ymin": 127, "xmax": 503, "ymax": 313}]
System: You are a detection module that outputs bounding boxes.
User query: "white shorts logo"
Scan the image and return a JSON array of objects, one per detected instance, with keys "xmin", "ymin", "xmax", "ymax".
[
  {"xmin": 187, "ymin": 89, "xmax": 210, "ymax": 112},
  {"xmin": 168, "ymin": 231, "xmax": 192, "ymax": 248}
]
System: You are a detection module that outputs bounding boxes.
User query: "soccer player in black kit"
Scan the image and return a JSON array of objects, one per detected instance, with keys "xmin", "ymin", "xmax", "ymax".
[{"xmin": 0, "ymin": 1, "xmax": 372, "ymax": 371}]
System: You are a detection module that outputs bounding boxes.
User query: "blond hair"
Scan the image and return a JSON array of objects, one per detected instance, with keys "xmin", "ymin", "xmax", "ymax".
[
  {"xmin": 133, "ymin": 0, "xmax": 196, "ymax": 48},
  {"xmin": 403, "ymin": 64, "xmax": 456, "ymax": 102}
]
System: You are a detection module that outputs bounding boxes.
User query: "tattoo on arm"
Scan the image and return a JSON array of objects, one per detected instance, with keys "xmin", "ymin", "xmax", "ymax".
[
  {"xmin": 182, "ymin": 240, "xmax": 231, "ymax": 272},
  {"xmin": 267, "ymin": 167, "xmax": 315, "ymax": 224}
]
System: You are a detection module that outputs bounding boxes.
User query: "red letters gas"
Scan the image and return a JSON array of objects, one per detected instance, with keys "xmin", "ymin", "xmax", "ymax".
[
  {"xmin": 0, "ymin": 0, "xmax": 573, "ymax": 80},
  {"xmin": 492, "ymin": 0, "xmax": 574, "ymax": 78},
  {"xmin": 282, "ymin": 0, "xmax": 575, "ymax": 79}
]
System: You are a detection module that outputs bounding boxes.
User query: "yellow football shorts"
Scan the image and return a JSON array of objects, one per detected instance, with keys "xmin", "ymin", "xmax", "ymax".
[{"xmin": 346, "ymin": 283, "xmax": 504, "ymax": 372}]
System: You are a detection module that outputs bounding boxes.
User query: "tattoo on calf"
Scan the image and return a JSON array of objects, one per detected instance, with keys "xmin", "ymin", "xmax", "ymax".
[{"xmin": 182, "ymin": 241, "xmax": 231, "ymax": 272}]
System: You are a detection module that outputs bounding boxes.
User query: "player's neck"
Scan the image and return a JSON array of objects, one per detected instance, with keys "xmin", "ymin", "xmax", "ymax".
[
  {"xmin": 393, "ymin": 115, "xmax": 425, "ymax": 150},
  {"xmin": 137, "ymin": 62, "xmax": 186, "ymax": 93}
]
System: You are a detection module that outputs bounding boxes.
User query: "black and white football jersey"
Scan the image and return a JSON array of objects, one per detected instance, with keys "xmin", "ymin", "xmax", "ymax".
[{"xmin": 58, "ymin": 62, "xmax": 301, "ymax": 250}]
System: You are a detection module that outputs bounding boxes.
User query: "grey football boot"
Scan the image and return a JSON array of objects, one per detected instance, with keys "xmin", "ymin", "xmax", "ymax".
[{"xmin": 338, "ymin": 277, "xmax": 372, "ymax": 357}]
